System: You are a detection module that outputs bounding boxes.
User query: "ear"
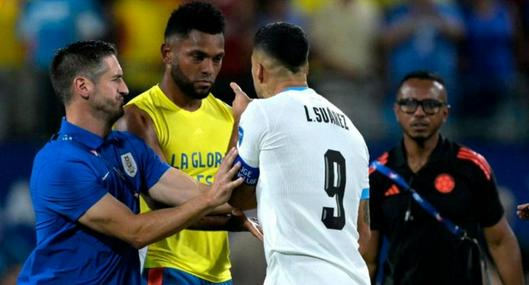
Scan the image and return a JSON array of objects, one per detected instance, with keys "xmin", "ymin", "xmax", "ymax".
[
  {"xmin": 442, "ymin": 104, "xmax": 450, "ymax": 123},
  {"xmin": 73, "ymin": 76, "xmax": 92, "ymax": 100},
  {"xmin": 393, "ymin": 103, "xmax": 400, "ymax": 122},
  {"xmin": 161, "ymin": 42, "xmax": 173, "ymax": 65},
  {"xmin": 257, "ymin": 63, "xmax": 264, "ymax": 84}
]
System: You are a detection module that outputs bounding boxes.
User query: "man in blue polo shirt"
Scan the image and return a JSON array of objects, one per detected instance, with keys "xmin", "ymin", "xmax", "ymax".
[{"xmin": 17, "ymin": 40, "xmax": 244, "ymax": 284}]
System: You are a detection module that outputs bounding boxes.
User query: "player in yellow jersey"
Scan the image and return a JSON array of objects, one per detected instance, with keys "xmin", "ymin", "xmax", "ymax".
[{"xmin": 115, "ymin": 2, "xmax": 261, "ymax": 284}]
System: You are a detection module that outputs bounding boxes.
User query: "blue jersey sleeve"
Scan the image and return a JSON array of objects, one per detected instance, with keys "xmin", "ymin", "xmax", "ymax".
[{"xmin": 32, "ymin": 159, "xmax": 107, "ymax": 222}]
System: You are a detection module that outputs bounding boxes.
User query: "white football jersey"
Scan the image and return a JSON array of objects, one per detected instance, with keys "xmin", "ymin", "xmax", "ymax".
[{"xmin": 237, "ymin": 87, "xmax": 370, "ymax": 285}]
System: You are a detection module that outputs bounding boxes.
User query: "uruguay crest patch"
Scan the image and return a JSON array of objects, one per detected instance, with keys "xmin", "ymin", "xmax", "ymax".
[{"xmin": 121, "ymin": 152, "xmax": 138, "ymax": 177}]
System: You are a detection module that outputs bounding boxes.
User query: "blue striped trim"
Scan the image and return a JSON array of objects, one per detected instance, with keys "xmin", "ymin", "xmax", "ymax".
[{"xmin": 360, "ymin": 188, "xmax": 370, "ymax": 200}]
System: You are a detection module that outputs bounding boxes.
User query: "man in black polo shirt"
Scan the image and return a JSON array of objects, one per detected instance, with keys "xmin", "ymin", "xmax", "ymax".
[{"xmin": 365, "ymin": 71, "xmax": 524, "ymax": 285}]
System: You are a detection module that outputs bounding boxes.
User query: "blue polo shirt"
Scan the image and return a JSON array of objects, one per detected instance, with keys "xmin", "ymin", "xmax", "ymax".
[{"xmin": 18, "ymin": 119, "xmax": 170, "ymax": 284}]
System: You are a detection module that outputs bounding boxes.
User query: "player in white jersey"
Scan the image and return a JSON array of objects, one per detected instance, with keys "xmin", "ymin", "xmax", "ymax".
[{"xmin": 228, "ymin": 22, "xmax": 371, "ymax": 285}]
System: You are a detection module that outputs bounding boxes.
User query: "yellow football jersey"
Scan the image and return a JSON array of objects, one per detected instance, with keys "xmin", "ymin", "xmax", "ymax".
[{"xmin": 127, "ymin": 85, "xmax": 234, "ymax": 282}]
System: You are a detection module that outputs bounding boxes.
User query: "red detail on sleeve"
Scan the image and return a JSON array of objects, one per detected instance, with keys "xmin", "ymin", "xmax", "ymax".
[{"xmin": 457, "ymin": 147, "xmax": 492, "ymax": 180}]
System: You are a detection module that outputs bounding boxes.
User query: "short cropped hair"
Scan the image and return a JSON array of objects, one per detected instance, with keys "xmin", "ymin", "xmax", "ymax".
[
  {"xmin": 50, "ymin": 40, "xmax": 117, "ymax": 104},
  {"xmin": 398, "ymin": 70, "xmax": 446, "ymax": 92},
  {"xmin": 164, "ymin": 1, "xmax": 225, "ymax": 39},
  {"xmin": 254, "ymin": 22, "xmax": 309, "ymax": 73}
]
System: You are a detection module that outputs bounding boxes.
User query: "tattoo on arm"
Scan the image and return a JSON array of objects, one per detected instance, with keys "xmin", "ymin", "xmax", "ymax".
[{"xmin": 363, "ymin": 202, "xmax": 370, "ymax": 226}]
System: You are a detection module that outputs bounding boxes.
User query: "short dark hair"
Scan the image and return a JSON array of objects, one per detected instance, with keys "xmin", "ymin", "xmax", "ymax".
[
  {"xmin": 254, "ymin": 22, "xmax": 309, "ymax": 73},
  {"xmin": 50, "ymin": 40, "xmax": 117, "ymax": 104},
  {"xmin": 164, "ymin": 1, "xmax": 225, "ymax": 39},
  {"xmin": 398, "ymin": 70, "xmax": 446, "ymax": 92}
]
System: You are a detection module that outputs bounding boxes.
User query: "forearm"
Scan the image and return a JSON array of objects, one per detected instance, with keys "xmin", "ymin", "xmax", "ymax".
[
  {"xmin": 147, "ymin": 168, "xmax": 203, "ymax": 207},
  {"xmin": 358, "ymin": 200, "xmax": 371, "ymax": 258},
  {"xmin": 210, "ymin": 203, "xmax": 234, "ymax": 214},
  {"xmin": 187, "ymin": 215, "xmax": 231, "ymax": 230},
  {"xmin": 229, "ymin": 184, "xmax": 257, "ymax": 210},
  {"xmin": 488, "ymin": 235, "xmax": 524, "ymax": 285},
  {"xmin": 187, "ymin": 214, "xmax": 248, "ymax": 231},
  {"xmin": 128, "ymin": 195, "xmax": 215, "ymax": 248},
  {"xmin": 150, "ymin": 170, "xmax": 234, "ymax": 210},
  {"xmin": 367, "ymin": 262, "xmax": 378, "ymax": 282},
  {"xmin": 365, "ymin": 230, "xmax": 381, "ymax": 282}
]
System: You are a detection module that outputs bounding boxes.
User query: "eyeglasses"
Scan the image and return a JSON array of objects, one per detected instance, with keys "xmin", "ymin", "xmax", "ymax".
[{"xmin": 396, "ymin": 98, "xmax": 448, "ymax": 115}]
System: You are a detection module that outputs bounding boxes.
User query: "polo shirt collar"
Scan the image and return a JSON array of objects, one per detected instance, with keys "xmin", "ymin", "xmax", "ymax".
[
  {"xmin": 394, "ymin": 134, "xmax": 448, "ymax": 168},
  {"xmin": 57, "ymin": 118, "xmax": 105, "ymax": 150}
]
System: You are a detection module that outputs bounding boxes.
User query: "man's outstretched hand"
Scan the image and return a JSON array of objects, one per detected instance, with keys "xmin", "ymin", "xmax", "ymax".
[
  {"xmin": 232, "ymin": 209, "xmax": 263, "ymax": 241},
  {"xmin": 230, "ymin": 82, "xmax": 252, "ymax": 121},
  {"xmin": 517, "ymin": 203, "xmax": 529, "ymax": 220}
]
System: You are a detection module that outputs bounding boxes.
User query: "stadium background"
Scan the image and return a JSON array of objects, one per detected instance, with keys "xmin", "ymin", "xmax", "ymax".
[{"xmin": 1, "ymin": 0, "xmax": 528, "ymax": 284}]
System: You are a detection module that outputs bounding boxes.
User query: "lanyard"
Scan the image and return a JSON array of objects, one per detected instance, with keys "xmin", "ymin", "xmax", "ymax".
[{"xmin": 370, "ymin": 161, "xmax": 466, "ymax": 238}]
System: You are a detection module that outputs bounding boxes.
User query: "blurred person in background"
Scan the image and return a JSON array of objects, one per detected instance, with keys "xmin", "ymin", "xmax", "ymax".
[
  {"xmin": 111, "ymin": 0, "xmax": 181, "ymax": 98},
  {"xmin": 0, "ymin": 0, "xmax": 38, "ymax": 269},
  {"xmin": 365, "ymin": 71, "xmax": 524, "ymax": 285},
  {"xmin": 0, "ymin": 180, "xmax": 35, "ymax": 284},
  {"xmin": 18, "ymin": 0, "xmax": 108, "ymax": 137},
  {"xmin": 515, "ymin": 0, "xmax": 529, "ymax": 140},
  {"xmin": 116, "ymin": 2, "xmax": 261, "ymax": 284},
  {"xmin": 0, "ymin": 0, "xmax": 26, "ymax": 139},
  {"xmin": 309, "ymin": 0, "xmax": 384, "ymax": 139},
  {"xmin": 381, "ymin": 0, "xmax": 464, "ymax": 136},
  {"xmin": 458, "ymin": 0, "xmax": 521, "ymax": 140},
  {"xmin": 290, "ymin": 0, "xmax": 326, "ymax": 17},
  {"xmin": 256, "ymin": 0, "xmax": 306, "ymax": 29},
  {"xmin": 518, "ymin": 0, "xmax": 529, "ymax": 73},
  {"xmin": 210, "ymin": 0, "xmax": 257, "ymax": 102}
]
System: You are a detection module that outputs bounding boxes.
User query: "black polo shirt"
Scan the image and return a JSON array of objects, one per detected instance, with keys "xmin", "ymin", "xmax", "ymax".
[{"xmin": 369, "ymin": 135, "xmax": 504, "ymax": 285}]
